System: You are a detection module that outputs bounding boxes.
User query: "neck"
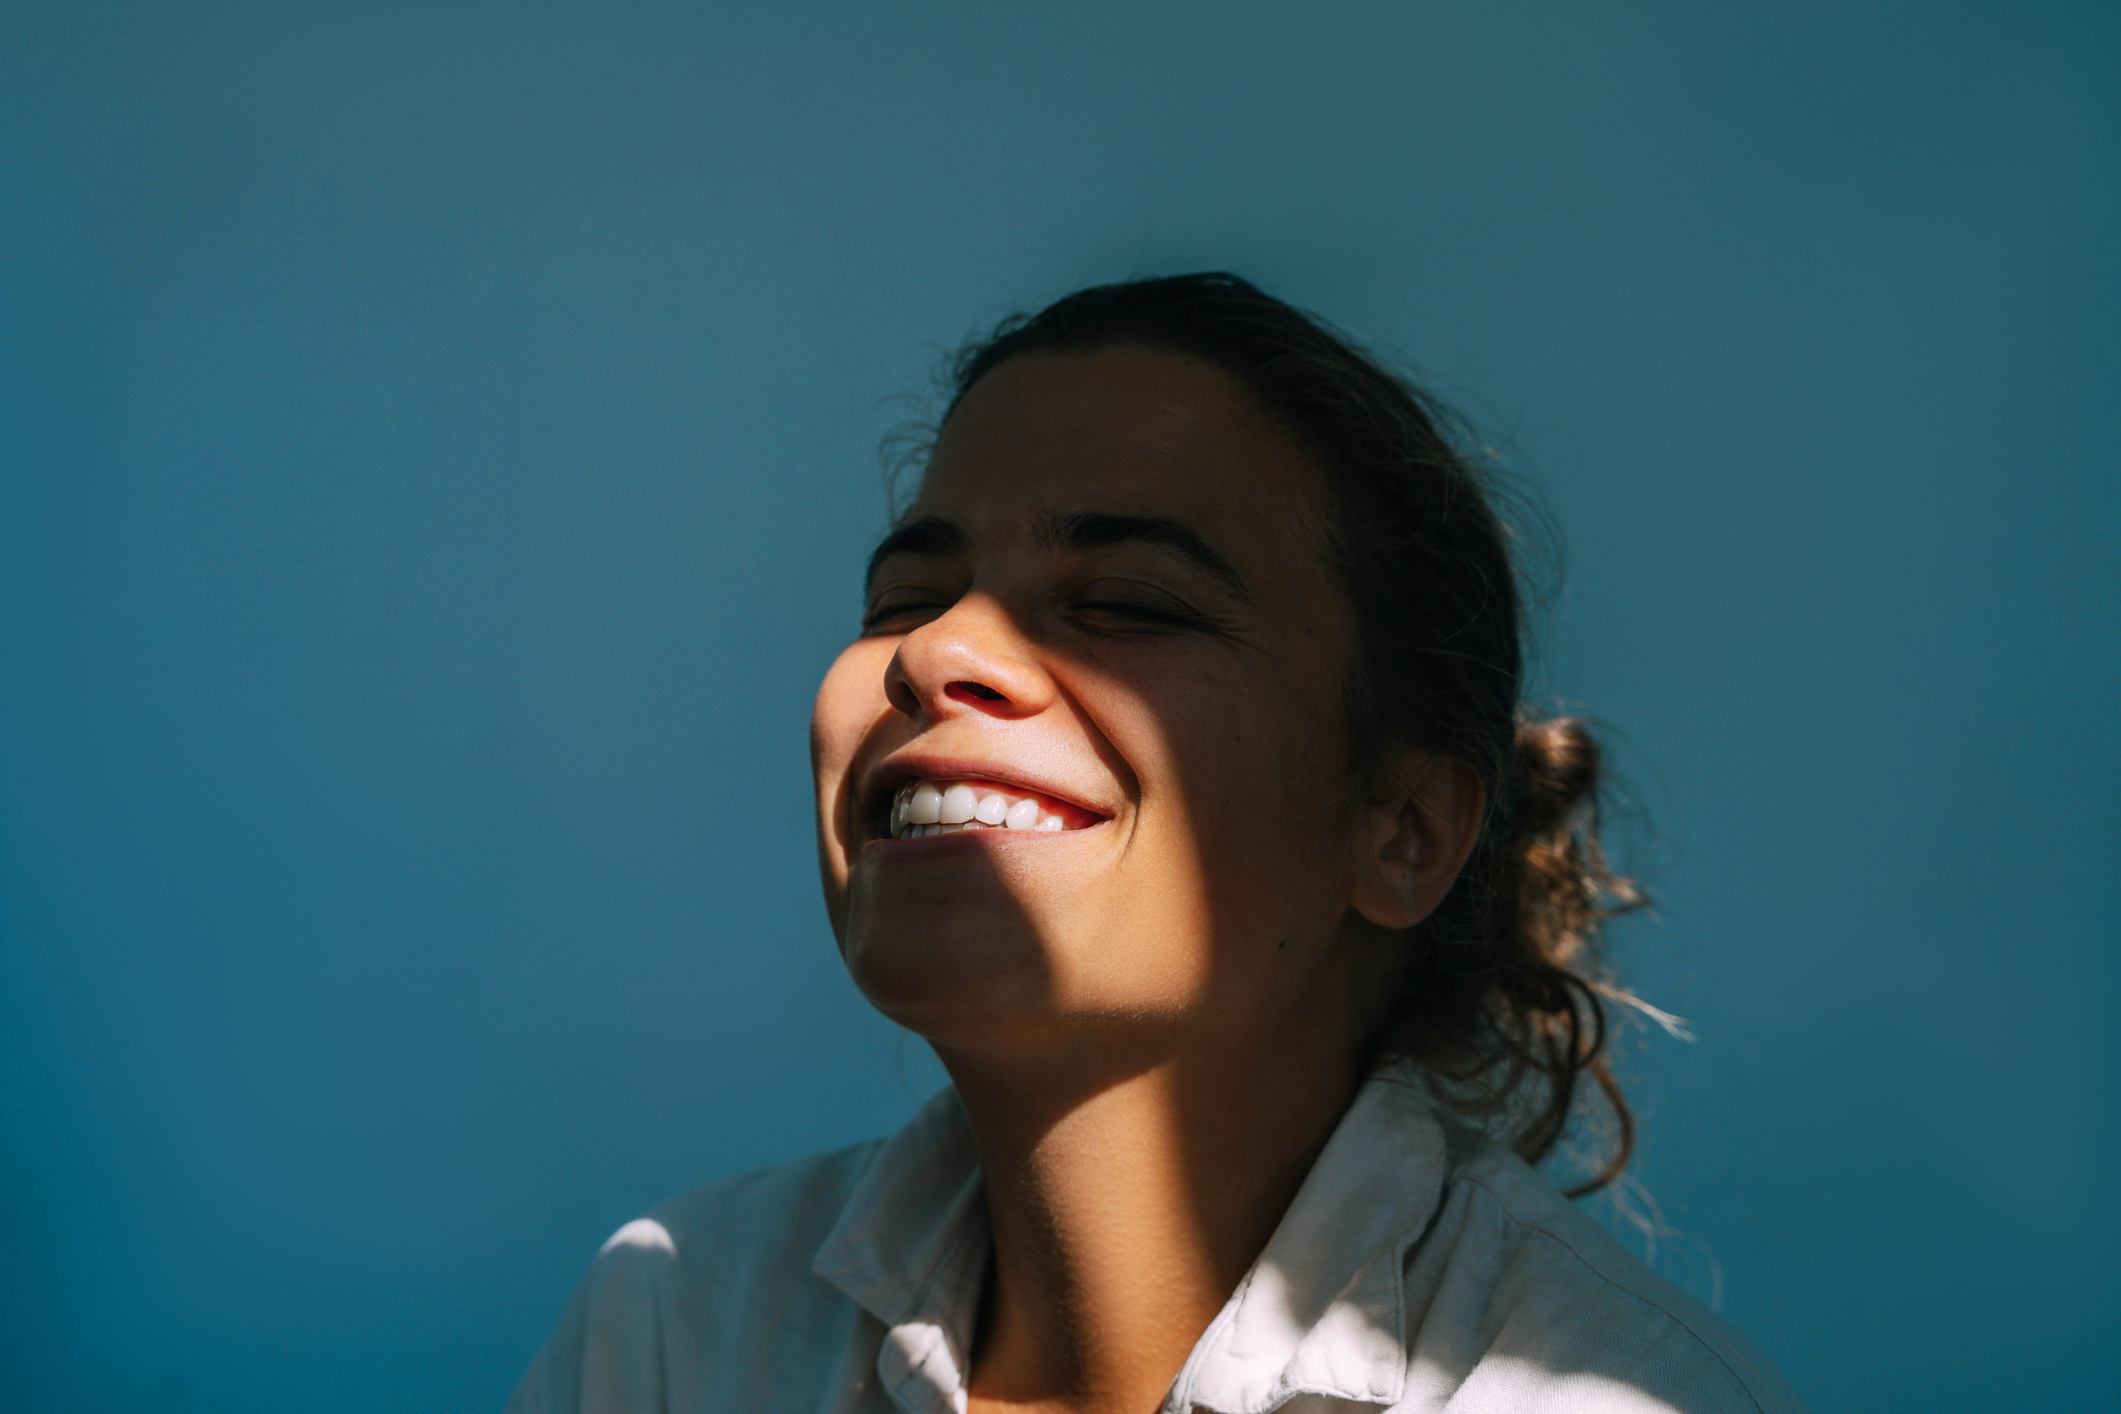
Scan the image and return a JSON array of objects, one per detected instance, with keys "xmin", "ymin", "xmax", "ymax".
[{"xmin": 939, "ymin": 1020, "xmax": 1363, "ymax": 1414}]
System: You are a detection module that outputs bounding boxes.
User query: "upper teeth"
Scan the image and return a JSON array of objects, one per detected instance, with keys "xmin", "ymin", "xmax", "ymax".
[{"xmin": 890, "ymin": 778, "xmax": 1074, "ymax": 838}]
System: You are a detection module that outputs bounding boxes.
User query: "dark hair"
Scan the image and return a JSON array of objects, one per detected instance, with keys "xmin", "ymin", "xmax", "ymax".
[{"xmin": 932, "ymin": 272, "xmax": 1647, "ymax": 1194}]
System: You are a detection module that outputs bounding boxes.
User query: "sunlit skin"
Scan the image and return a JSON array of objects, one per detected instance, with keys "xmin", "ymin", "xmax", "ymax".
[{"xmin": 810, "ymin": 347, "xmax": 1484, "ymax": 1414}]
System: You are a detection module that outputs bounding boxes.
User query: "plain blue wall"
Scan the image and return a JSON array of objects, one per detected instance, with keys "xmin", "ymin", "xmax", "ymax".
[{"xmin": 2, "ymin": 3, "xmax": 2114, "ymax": 1409}]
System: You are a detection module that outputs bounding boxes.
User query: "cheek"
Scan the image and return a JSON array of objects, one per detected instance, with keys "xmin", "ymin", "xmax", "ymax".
[
  {"xmin": 1131, "ymin": 653, "xmax": 1355, "ymax": 920},
  {"xmin": 811, "ymin": 640, "xmax": 895, "ymax": 777},
  {"xmin": 811, "ymin": 640, "xmax": 896, "ymax": 910},
  {"xmin": 1134, "ymin": 644, "xmax": 1345, "ymax": 810}
]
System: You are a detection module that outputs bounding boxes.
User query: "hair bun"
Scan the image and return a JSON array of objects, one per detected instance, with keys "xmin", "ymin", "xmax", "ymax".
[{"xmin": 1513, "ymin": 716, "xmax": 1600, "ymax": 837}]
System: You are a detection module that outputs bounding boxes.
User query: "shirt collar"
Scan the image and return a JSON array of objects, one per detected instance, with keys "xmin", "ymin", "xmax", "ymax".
[
  {"xmin": 1171, "ymin": 1065, "xmax": 1447, "ymax": 1412},
  {"xmin": 811, "ymin": 1063, "xmax": 1449, "ymax": 1414}
]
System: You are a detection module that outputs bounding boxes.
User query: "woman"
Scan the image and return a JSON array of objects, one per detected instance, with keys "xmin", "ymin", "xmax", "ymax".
[{"xmin": 509, "ymin": 274, "xmax": 1801, "ymax": 1413}]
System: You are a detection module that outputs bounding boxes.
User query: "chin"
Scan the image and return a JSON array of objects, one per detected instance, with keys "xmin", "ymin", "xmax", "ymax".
[{"xmin": 840, "ymin": 894, "xmax": 1058, "ymax": 1043}]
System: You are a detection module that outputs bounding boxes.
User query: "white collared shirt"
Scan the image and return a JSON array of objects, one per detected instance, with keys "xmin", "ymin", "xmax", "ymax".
[{"xmin": 508, "ymin": 1066, "xmax": 1802, "ymax": 1413}]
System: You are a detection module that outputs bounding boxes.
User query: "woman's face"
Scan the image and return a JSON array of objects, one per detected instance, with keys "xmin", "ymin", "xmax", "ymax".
[{"xmin": 811, "ymin": 346, "xmax": 1381, "ymax": 1063}]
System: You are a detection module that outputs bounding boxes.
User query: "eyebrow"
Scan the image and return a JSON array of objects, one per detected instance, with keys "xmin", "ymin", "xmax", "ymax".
[
  {"xmin": 863, "ymin": 509, "xmax": 1255, "ymax": 604},
  {"xmin": 865, "ymin": 516, "xmax": 967, "ymax": 592}
]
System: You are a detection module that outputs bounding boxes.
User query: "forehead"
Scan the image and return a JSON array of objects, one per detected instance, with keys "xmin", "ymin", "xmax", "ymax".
[{"xmin": 914, "ymin": 347, "xmax": 1327, "ymax": 551}]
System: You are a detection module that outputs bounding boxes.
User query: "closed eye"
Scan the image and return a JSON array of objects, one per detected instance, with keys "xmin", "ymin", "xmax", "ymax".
[
  {"xmin": 1068, "ymin": 579, "xmax": 1224, "ymax": 635},
  {"xmin": 1076, "ymin": 598, "xmax": 1191, "ymax": 625},
  {"xmin": 861, "ymin": 591, "xmax": 957, "ymax": 635}
]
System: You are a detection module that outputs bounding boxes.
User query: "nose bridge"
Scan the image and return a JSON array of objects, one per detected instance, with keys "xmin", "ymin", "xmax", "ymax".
[{"xmin": 888, "ymin": 586, "xmax": 1048, "ymax": 718}]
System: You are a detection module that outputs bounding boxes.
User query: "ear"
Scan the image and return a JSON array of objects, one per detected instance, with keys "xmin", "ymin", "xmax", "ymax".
[{"xmin": 1346, "ymin": 749, "xmax": 1486, "ymax": 931}]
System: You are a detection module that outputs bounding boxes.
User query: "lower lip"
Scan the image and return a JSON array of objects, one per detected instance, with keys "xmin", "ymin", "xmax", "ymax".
[{"xmin": 864, "ymin": 821, "xmax": 1107, "ymax": 855}]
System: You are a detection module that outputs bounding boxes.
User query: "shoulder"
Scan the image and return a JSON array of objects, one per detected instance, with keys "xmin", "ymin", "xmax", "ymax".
[
  {"xmin": 626, "ymin": 1136, "xmax": 886, "ymax": 1284},
  {"xmin": 505, "ymin": 1141, "xmax": 886, "ymax": 1414},
  {"xmin": 1399, "ymin": 1148, "xmax": 1804, "ymax": 1414}
]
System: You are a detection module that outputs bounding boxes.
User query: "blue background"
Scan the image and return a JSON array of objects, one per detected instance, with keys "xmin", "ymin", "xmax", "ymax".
[{"xmin": 2, "ymin": 3, "xmax": 2115, "ymax": 1409}]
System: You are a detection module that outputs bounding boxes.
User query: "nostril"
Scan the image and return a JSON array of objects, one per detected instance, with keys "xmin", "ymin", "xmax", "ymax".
[
  {"xmin": 947, "ymin": 681, "xmax": 1007, "ymax": 704},
  {"xmin": 885, "ymin": 674, "xmax": 922, "ymax": 716}
]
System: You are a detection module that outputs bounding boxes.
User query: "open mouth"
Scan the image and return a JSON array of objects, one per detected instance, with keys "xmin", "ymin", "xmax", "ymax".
[{"xmin": 879, "ymin": 777, "xmax": 1103, "ymax": 840}]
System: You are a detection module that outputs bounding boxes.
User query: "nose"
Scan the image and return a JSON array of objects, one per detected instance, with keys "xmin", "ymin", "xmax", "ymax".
[{"xmin": 884, "ymin": 591, "xmax": 1055, "ymax": 724}]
